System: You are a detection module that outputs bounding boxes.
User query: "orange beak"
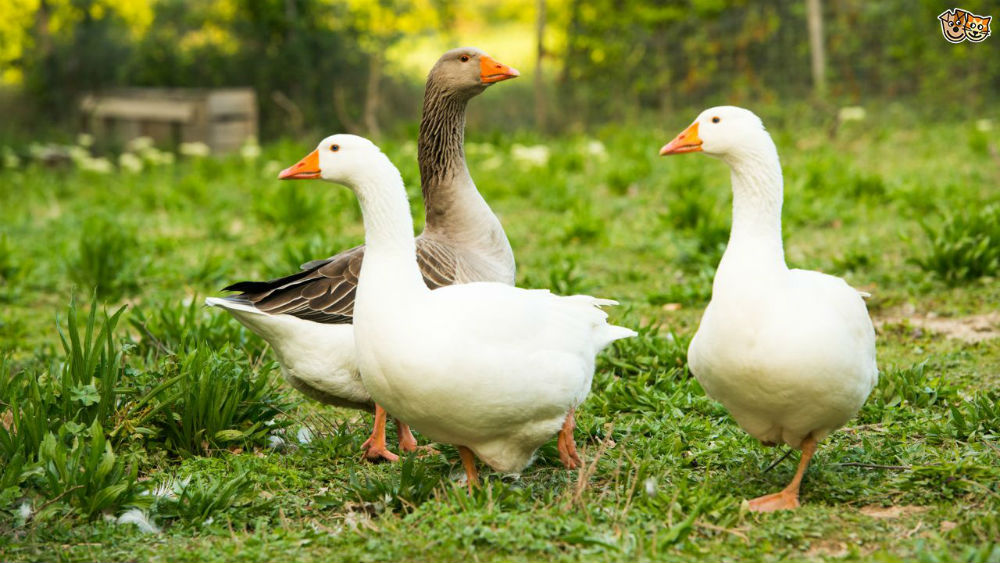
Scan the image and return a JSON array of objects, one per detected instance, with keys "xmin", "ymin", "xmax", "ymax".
[
  {"xmin": 480, "ymin": 54, "xmax": 520, "ymax": 84},
  {"xmin": 278, "ymin": 149, "xmax": 321, "ymax": 180},
  {"xmin": 659, "ymin": 122, "xmax": 703, "ymax": 156}
]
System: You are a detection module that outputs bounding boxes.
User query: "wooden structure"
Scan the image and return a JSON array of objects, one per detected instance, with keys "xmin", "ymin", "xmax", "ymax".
[{"xmin": 80, "ymin": 88, "xmax": 257, "ymax": 153}]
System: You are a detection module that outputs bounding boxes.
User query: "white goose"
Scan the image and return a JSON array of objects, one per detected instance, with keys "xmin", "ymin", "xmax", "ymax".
[
  {"xmin": 659, "ymin": 106, "xmax": 878, "ymax": 512},
  {"xmin": 282, "ymin": 134, "xmax": 635, "ymax": 487},
  {"xmin": 207, "ymin": 48, "xmax": 539, "ymax": 463}
]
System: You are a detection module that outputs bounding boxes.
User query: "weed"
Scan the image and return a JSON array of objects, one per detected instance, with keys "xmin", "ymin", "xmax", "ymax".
[
  {"xmin": 253, "ymin": 183, "xmax": 335, "ymax": 235},
  {"xmin": 940, "ymin": 390, "xmax": 1000, "ymax": 441},
  {"xmin": 70, "ymin": 215, "xmax": 140, "ymax": 300},
  {"xmin": 833, "ymin": 246, "xmax": 873, "ymax": 272},
  {"xmin": 658, "ymin": 183, "xmax": 729, "ymax": 273},
  {"xmin": 149, "ymin": 469, "xmax": 253, "ymax": 526},
  {"xmin": 129, "ymin": 298, "xmax": 262, "ymax": 358},
  {"xmin": 0, "ymin": 232, "xmax": 20, "ymax": 282},
  {"xmin": 913, "ymin": 205, "xmax": 1000, "ymax": 284},
  {"xmin": 897, "ymin": 461, "xmax": 1000, "ymax": 501},
  {"xmin": 33, "ymin": 420, "xmax": 142, "ymax": 520},
  {"xmin": 345, "ymin": 454, "xmax": 444, "ymax": 513},
  {"xmin": 862, "ymin": 361, "xmax": 958, "ymax": 423},
  {"xmin": 154, "ymin": 347, "xmax": 294, "ymax": 456},
  {"xmin": 561, "ymin": 200, "xmax": 605, "ymax": 244},
  {"xmin": 54, "ymin": 297, "xmax": 128, "ymax": 426},
  {"xmin": 521, "ymin": 258, "xmax": 590, "ymax": 296},
  {"xmin": 601, "ymin": 323, "xmax": 688, "ymax": 378}
]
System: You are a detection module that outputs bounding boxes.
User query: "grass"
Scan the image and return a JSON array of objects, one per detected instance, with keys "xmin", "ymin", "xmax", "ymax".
[{"xmin": 0, "ymin": 110, "xmax": 999, "ymax": 562}]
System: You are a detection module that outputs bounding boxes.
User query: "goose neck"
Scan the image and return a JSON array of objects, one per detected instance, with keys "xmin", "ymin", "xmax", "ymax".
[
  {"xmin": 718, "ymin": 149, "xmax": 787, "ymax": 273},
  {"xmin": 417, "ymin": 82, "xmax": 484, "ymax": 234},
  {"xmin": 350, "ymin": 164, "xmax": 421, "ymax": 283}
]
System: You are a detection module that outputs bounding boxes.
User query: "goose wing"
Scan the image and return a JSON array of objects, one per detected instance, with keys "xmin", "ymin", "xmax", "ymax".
[{"xmin": 219, "ymin": 237, "xmax": 460, "ymax": 324}]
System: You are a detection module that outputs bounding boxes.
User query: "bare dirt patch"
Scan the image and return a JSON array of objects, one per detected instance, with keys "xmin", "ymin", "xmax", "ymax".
[
  {"xmin": 804, "ymin": 539, "xmax": 849, "ymax": 558},
  {"xmin": 876, "ymin": 308, "xmax": 1000, "ymax": 343},
  {"xmin": 859, "ymin": 505, "xmax": 930, "ymax": 519}
]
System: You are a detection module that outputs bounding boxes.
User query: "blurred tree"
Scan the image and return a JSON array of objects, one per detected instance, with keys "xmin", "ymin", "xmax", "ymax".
[
  {"xmin": 18, "ymin": 0, "xmax": 152, "ymax": 122},
  {"xmin": 1, "ymin": 0, "xmax": 998, "ymax": 136},
  {"xmin": 124, "ymin": 0, "xmax": 371, "ymax": 138},
  {"xmin": 337, "ymin": 0, "xmax": 440, "ymax": 138},
  {"xmin": 535, "ymin": 0, "xmax": 547, "ymax": 130},
  {"xmin": 559, "ymin": 0, "xmax": 998, "ymax": 126},
  {"xmin": 806, "ymin": 0, "xmax": 826, "ymax": 97}
]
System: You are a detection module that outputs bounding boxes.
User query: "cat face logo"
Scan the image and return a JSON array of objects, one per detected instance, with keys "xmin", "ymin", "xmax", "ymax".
[
  {"xmin": 965, "ymin": 12, "xmax": 992, "ymax": 42},
  {"xmin": 939, "ymin": 9, "xmax": 969, "ymax": 43},
  {"xmin": 939, "ymin": 8, "xmax": 991, "ymax": 43}
]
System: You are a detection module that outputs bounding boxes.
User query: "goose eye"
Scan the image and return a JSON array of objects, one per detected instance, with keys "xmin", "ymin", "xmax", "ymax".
[
  {"xmin": 330, "ymin": 144, "xmax": 340, "ymax": 152},
  {"xmin": 459, "ymin": 55, "xmax": 470, "ymax": 62},
  {"xmin": 712, "ymin": 116, "xmax": 721, "ymax": 123}
]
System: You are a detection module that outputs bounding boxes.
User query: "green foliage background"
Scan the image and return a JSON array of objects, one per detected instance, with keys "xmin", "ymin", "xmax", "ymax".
[{"xmin": 0, "ymin": 0, "xmax": 998, "ymax": 138}]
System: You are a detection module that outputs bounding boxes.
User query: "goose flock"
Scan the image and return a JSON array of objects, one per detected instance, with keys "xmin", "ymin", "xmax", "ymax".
[{"xmin": 208, "ymin": 48, "xmax": 878, "ymax": 511}]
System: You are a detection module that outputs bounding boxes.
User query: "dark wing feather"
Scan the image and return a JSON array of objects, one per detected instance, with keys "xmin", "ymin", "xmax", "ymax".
[
  {"xmin": 220, "ymin": 245, "xmax": 365, "ymax": 325},
  {"xmin": 415, "ymin": 236, "xmax": 460, "ymax": 290},
  {"xmin": 218, "ymin": 237, "xmax": 461, "ymax": 325}
]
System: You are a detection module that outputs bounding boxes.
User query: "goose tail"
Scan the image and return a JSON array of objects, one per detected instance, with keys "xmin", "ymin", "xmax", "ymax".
[{"xmin": 205, "ymin": 296, "xmax": 265, "ymax": 315}]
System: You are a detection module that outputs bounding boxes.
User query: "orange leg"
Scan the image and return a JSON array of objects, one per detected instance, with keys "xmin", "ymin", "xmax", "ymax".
[
  {"xmin": 397, "ymin": 420, "xmax": 418, "ymax": 453},
  {"xmin": 557, "ymin": 408, "xmax": 582, "ymax": 469},
  {"xmin": 396, "ymin": 421, "xmax": 439, "ymax": 456},
  {"xmin": 747, "ymin": 435, "xmax": 817, "ymax": 512},
  {"xmin": 458, "ymin": 446, "xmax": 479, "ymax": 494},
  {"xmin": 360, "ymin": 404, "xmax": 399, "ymax": 463}
]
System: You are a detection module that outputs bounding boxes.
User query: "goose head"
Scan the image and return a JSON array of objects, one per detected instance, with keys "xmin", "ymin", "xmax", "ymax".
[
  {"xmin": 659, "ymin": 106, "xmax": 774, "ymax": 162},
  {"xmin": 428, "ymin": 47, "xmax": 520, "ymax": 99},
  {"xmin": 278, "ymin": 134, "xmax": 395, "ymax": 190}
]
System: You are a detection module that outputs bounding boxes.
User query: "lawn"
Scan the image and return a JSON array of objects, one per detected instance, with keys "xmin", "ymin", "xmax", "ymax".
[{"xmin": 1, "ymin": 107, "xmax": 998, "ymax": 562}]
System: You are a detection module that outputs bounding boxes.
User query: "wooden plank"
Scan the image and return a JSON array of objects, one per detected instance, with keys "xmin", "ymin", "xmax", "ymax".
[
  {"xmin": 209, "ymin": 121, "xmax": 251, "ymax": 152},
  {"xmin": 81, "ymin": 97, "xmax": 195, "ymax": 122},
  {"xmin": 206, "ymin": 90, "xmax": 255, "ymax": 117}
]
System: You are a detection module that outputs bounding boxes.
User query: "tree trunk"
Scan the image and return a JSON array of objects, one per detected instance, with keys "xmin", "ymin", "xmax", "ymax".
[
  {"xmin": 534, "ymin": 0, "xmax": 547, "ymax": 130},
  {"xmin": 806, "ymin": 0, "xmax": 827, "ymax": 98},
  {"xmin": 363, "ymin": 50, "xmax": 382, "ymax": 139},
  {"xmin": 284, "ymin": 0, "xmax": 297, "ymax": 42}
]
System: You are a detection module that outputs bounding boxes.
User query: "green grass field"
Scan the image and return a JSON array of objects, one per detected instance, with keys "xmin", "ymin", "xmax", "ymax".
[{"xmin": 1, "ymin": 109, "xmax": 998, "ymax": 562}]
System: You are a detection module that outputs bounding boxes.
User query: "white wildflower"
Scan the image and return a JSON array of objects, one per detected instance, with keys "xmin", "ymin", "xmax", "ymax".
[
  {"xmin": 644, "ymin": 477, "xmax": 657, "ymax": 497},
  {"xmin": 511, "ymin": 144, "xmax": 550, "ymax": 167},
  {"xmin": 296, "ymin": 427, "xmax": 313, "ymax": 444},
  {"xmin": 466, "ymin": 142, "xmax": 496, "ymax": 156},
  {"xmin": 241, "ymin": 142, "xmax": 261, "ymax": 161},
  {"xmin": 79, "ymin": 157, "xmax": 113, "ymax": 174},
  {"xmin": 585, "ymin": 140, "xmax": 607, "ymax": 159},
  {"xmin": 27, "ymin": 142, "xmax": 48, "ymax": 159},
  {"xmin": 1, "ymin": 147, "xmax": 20, "ymax": 168},
  {"xmin": 119, "ymin": 152, "xmax": 143, "ymax": 173},
  {"xmin": 67, "ymin": 146, "xmax": 91, "ymax": 165},
  {"xmin": 179, "ymin": 142, "xmax": 211, "ymax": 157},
  {"xmin": 267, "ymin": 434, "xmax": 286, "ymax": 450},
  {"xmin": 28, "ymin": 143, "xmax": 67, "ymax": 162},
  {"xmin": 17, "ymin": 501, "xmax": 32, "ymax": 521},
  {"xmin": 116, "ymin": 508, "xmax": 160, "ymax": 534},
  {"xmin": 127, "ymin": 136, "xmax": 154, "ymax": 152},
  {"xmin": 77, "ymin": 133, "xmax": 95, "ymax": 147},
  {"xmin": 141, "ymin": 147, "xmax": 174, "ymax": 166},
  {"xmin": 976, "ymin": 119, "xmax": 993, "ymax": 132},
  {"xmin": 202, "ymin": 516, "xmax": 214, "ymax": 527},
  {"xmin": 263, "ymin": 160, "xmax": 283, "ymax": 177},
  {"xmin": 838, "ymin": 106, "xmax": 866, "ymax": 122},
  {"xmin": 479, "ymin": 155, "xmax": 503, "ymax": 170},
  {"xmin": 145, "ymin": 476, "xmax": 189, "ymax": 499}
]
